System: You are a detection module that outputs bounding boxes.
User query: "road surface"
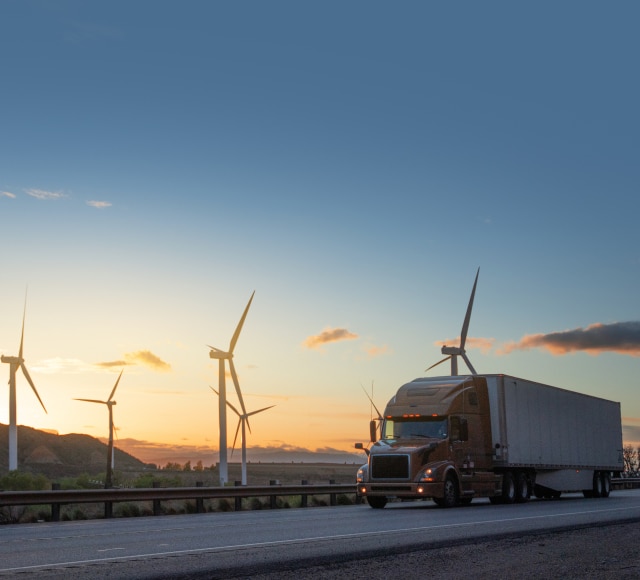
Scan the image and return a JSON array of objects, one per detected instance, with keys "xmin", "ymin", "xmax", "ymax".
[{"xmin": 1, "ymin": 490, "xmax": 639, "ymax": 578}]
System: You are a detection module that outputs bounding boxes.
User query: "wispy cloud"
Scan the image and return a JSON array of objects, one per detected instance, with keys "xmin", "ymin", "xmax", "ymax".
[
  {"xmin": 498, "ymin": 321, "xmax": 640, "ymax": 357},
  {"xmin": 435, "ymin": 336, "xmax": 495, "ymax": 353},
  {"xmin": 1, "ymin": 190, "xmax": 16, "ymax": 198},
  {"xmin": 95, "ymin": 350, "xmax": 171, "ymax": 371},
  {"xmin": 125, "ymin": 350, "xmax": 171, "ymax": 371},
  {"xmin": 86, "ymin": 200, "xmax": 112, "ymax": 209},
  {"xmin": 365, "ymin": 344, "xmax": 390, "ymax": 357},
  {"xmin": 24, "ymin": 188, "xmax": 67, "ymax": 200},
  {"xmin": 303, "ymin": 327, "xmax": 358, "ymax": 349},
  {"xmin": 32, "ymin": 358, "xmax": 103, "ymax": 374}
]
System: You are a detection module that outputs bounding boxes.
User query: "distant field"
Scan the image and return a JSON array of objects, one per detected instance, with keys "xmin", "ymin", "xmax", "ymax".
[{"xmin": 132, "ymin": 462, "xmax": 361, "ymax": 487}]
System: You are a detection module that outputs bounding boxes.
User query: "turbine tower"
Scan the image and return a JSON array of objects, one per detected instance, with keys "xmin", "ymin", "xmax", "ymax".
[
  {"xmin": 74, "ymin": 369, "xmax": 124, "ymax": 488},
  {"xmin": 211, "ymin": 387, "xmax": 274, "ymax": 486},
  {"xmin": 208, "ymin": 291, "xmax": 254, "ymax": 486},
  {"xmin": 1, "ymin": 296, "xmax": 47, "ymax": 471},
  {"xmin": 426, "ymin": 268, "xmax": 480, "ymax": 376}
]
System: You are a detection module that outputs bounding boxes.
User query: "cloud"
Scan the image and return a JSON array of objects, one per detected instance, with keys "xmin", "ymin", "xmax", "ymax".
[
  {"xmin": 94, "ymin": 350, "xmax": 171, "ymax": 371},
  {"xmin": 435, "ymin": 336, "xmax": 495, "ymax": 354},
  {"xmin": 1, "ymin": 191, "xmax": 16, "ymax": 198},
  {"xmin": 95, "ymin": 360, "xmax": 129, "ymax": 369},
  {"xmin": 365, "ymin": 344, "xmax": 390, "ymax": 358},
  {"xmin": 86, "ymin": 200, "xmax": 112, "ymax": 209},
  {"xmin": 124, "ymin": 350, "xmax": 171, "ymax": 371},
  {"xmin": 24, "ymin": 188, "xmax": 67, "ymax": 200},
  {"xmin": 302, "ymin": 327, "xmax": 358, "ymax": 349},
  {"xmin": 498, "ymin": 321, "xmax": 640, "ymax": 357}
]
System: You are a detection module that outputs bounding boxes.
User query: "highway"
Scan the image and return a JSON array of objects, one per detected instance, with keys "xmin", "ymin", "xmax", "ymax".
[{"xmin": 1, "ymin": 489, "xmax": 640, "ymax": 578}]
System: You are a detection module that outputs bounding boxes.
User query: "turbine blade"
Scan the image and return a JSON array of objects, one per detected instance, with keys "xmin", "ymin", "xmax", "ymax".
[
  {"xmin": 229, "ymin": 291, "xmax": 255, "ymax": 353},
  {"xmin": 21, "ymin": 363, "xmax": 47, "ymax": 413},
  {"xmin": 108, "ymin": 369, "xmax": 124, "ymax": 402},
  {"xmin": 74, "ymin": 398, "xmax": 106, "ymax": 404},
  {"xmin": 360, "ymin": 384, "xmax": 383, "ymax": 420},
  {"xmin": 246, "ymin": 405, "xmax": 275, "ymax": 418},
  {"xmin": 461, "ymin": 353, "xmax": 477, "ymax": 375},
  {"xmin": 228, "ymin": 359, "xmax": 247, "ymax": 416},
  {"xmin": 425, "ymin": 356, "xmax": 451, "ymax": 372},
  {"xmin": 460, "ymin": 267, "xmax": 480, "ymax": 349},
  {"xmin": 231, "ymin": 419, "xmax": 242, "ymax": 456},
  {"xmin": 210, "ymin": 386, "xmax": 241, "ymax": 417},
  {"xmin": 19, "ymin": 295, "xmax": 27, "ymax": 360}
]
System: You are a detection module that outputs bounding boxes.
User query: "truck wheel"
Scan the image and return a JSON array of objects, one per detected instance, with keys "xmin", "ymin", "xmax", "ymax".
[
  {"xmin": 600, "ymin": 472, "xmax": 611, "ymax": 498},
  {"xmin": 592, "ymin": 472, "xmax": 603, "ymax": 498},
  {"xmin": 441, "ymin": 474, "xmax": 459, "ymax": 508},
  {"xmin": 515, "ymin": 471, "xmax": 531, "ymax": 503},
  {"xmin": 501, "ymin": 471, "xmax": 516, "ymax": 504},
  {"xmin": 367, "ymin": 496, "xmax": 387, "ymax": 509}
]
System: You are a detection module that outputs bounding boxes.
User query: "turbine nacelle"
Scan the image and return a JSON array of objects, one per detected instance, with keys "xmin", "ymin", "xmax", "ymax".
[{"xmin": 208, "ymin": 346, "xmax": 232, "ymax": 360}]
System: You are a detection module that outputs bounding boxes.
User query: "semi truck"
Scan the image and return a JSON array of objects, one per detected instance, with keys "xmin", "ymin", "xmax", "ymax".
[{"xmin": 355, "ymin": 373, "xmax": 623, "ymax": 508}]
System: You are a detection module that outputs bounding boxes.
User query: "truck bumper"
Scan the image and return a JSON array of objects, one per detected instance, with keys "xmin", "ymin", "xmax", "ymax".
[{"xmin": 356, "ymin": 482, "xmax": 443, "ymax": 500}]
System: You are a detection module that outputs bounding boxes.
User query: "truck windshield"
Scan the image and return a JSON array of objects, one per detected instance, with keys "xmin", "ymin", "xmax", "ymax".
[{"xmin": 382, "ymin": 417, "xmax": 447, "ymax": 440}]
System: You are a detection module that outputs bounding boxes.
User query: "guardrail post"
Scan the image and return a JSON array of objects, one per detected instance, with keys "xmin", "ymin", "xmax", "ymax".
[
  {"xmin": 269, "ymin": 480, "xmax": 279, "ymax": 509},
  {"xmin": 196, "ymin": 482, "xmax": 204, "ymax": 513},
  {"xmin": 51, "ymin": 483, "xmax": 61, "ymax": 522},
  {"xmin": 234, "ymin": 481, "xmax": 242, "ymax": 511},
  {"xmin": 329, "ymin": 479, "xmax": 337, "ymax": 506},
  {"xmin": 104, "ymin": 499, "xmax": 113, "ymax": 519},
  {"xmin": 301, "ymin": 480, "xmax": 308, "ymax": 508},
  {"xmin": 153, "ymin": 481, "xmax": 162, "ymax": 516}
]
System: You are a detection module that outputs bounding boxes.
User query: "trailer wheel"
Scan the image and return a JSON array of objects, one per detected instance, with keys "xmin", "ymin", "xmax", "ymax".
[
  {"xmin": 441, "ymin": 474, "xmax": 459, "ymax": 508},
  {"xmin": 515, "ymin": 471, "xmax": 531, "ymax": 503},
  {"xmin": 501, "ymin": 471, "xmax": 516, "ymax": 504},
  {"xmin": 367, "ymin": 496, "xmax": 388, "ymax": 509},
  {"xmin": 600, "ymin": 472, "xmax": 611, "ymax": 498}
]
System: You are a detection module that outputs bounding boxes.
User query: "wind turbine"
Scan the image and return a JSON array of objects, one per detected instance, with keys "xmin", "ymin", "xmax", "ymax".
[
  {"xmin": 210, "ymin": 387, "xmax": 274, "ymax": 486},
  {"xmin": 1, "ymin": 295, "xmax": 47, "ymax": 471},
  {"xmin": 360, "ymin": 382, "xmax": 384, "ymax": 439},
  {"xmin": 208, "ymin": 291, "xmax": 254, "ymax": 486},
  {"xmin": 426, "ymin": 268, "xmax": 480, "ymax": 376},
  {"xmin": 74, "ymin": 369, "xmax": 124, "ymax": 488}
]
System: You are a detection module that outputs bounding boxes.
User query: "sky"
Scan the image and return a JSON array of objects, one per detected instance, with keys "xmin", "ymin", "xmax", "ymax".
[{"xmin": 1, "ymin": 1, "xmax": 639, "ymax": 466}]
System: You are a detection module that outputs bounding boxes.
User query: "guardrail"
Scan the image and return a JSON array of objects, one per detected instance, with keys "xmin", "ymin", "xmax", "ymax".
[
  {"xmin": 0, "ymin": 481, "xmax": 357, "ymax": 521},
  {"xmin": 2, "ymin": 478, "xmax": 638, "ymax": 523}
]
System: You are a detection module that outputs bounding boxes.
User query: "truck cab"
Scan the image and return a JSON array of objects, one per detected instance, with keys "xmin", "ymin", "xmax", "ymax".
[{"xmin": 356, "ymin": 376, "xmax": 500, "ymax": 508}]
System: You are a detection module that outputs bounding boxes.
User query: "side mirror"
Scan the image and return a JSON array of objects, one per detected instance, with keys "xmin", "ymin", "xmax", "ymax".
[
  {"xmin": 355, "ymin": 442, "xmax": 370, "ymax": 456},
  {"xmin": 369, "ymin": 420, "xmax": 378, "ymax": 443}
]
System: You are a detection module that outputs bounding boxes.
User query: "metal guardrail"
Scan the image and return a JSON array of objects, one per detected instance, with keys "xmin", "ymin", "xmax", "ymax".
[
  {"xmin": 1, "ymin": 478, "xmax": 638, "ymax": 522},
  {"xmin": 0, "ymin": 482, "xmax": 357, "ymax": 520}
]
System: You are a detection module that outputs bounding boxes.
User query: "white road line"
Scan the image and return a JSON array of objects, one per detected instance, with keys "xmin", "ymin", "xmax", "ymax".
[{"xmin": 1, "ymin": 504, "xmax": 638, "ymax": 573}]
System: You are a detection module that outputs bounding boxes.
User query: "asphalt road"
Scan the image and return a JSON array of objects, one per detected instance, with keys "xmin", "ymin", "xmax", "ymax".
[{"xmin": 1, "ymin": 490, "xmax": 640, "ymax": 578}]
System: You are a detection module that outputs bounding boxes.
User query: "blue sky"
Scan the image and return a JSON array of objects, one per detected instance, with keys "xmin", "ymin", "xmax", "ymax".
[{"xmin": 1, "ymin": 1, "xmax": 639, "ymax": 465}]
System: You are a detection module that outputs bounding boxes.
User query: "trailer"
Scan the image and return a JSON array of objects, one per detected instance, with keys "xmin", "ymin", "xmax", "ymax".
[{"xmin": 356, "ymin": 374, "xmax": 623, "ymax": 508}]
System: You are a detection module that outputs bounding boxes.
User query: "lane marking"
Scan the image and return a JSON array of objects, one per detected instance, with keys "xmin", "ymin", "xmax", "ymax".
[{"xmin": 1, "ymin": 504, "xmax": 639, "ymax": 573}]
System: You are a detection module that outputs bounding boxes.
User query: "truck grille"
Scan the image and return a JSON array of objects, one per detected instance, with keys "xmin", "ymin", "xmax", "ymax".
[{"xmin": 371, "ymin": 454, "xmax": 410, "ymax": 479}]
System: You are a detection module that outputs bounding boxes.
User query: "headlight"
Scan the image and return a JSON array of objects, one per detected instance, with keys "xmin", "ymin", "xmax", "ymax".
[
  {"xmin": 356, "ymin": 464, "xmax": 368, "ymax": 483},
  {"xmin": 418, "ymin": 467, "xmax": 435, "ymax": 482}
]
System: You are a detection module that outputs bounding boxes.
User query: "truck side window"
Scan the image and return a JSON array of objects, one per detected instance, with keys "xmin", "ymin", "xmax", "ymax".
[{"xmin": 450, "ymin": 416, "xmax": 468, "ymax": 442}]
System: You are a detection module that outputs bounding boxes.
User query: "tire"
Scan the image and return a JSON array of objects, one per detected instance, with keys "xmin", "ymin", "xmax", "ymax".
[
  {"xmin": 600, "ymin": 472, "xmax": 611, "ymax": 498},
  {"xmin": 592, "ymin": 472, "xmax": 603, "ymax": 498},
  {"xmin": 515, "ymin": 471, "xmax": 531, "ymax": 503},
  {"xmin": 501, "ymin": 471, "xmax": 516, "ymax": 504},
  {"xmin": 441, "ymin": 474, "xmax": 459, "ymax": 508},
  {"xmin": 367, "ymin": 496, "xmax": 388, "ymax": 509}
]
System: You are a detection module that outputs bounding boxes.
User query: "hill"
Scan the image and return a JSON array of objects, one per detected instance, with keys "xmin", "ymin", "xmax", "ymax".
[{"xmin": 0, "ymin": 423, "xmax": 150, "ymax": 478}]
